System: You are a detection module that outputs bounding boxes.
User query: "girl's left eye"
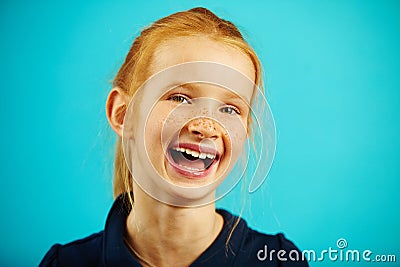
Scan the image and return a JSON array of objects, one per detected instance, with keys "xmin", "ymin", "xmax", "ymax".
[{"xmin": 219, "ymin": 106, "xmax": 240, "ymax": 115}]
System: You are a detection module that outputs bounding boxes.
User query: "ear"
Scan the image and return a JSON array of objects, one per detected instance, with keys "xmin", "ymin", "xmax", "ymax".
[{"xmin": 106, "ymin": 87, "xmax": 129, "ymax": 137}]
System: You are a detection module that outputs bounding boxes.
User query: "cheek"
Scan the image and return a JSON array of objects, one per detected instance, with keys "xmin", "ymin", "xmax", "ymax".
[
  {"xmin": 233, "ymin": 130, "xmax": 247, "ymax": 151},
  {"xmin": 222, "ymin": 120, "xmax": 247, "ymax": 156},
  {"xmin": 144, "ymin": 102, "xmax": 178, "ymax": 159},
  {"xmin": 144, "ymin": 106, "xmax": 165, "ymax": 155}
]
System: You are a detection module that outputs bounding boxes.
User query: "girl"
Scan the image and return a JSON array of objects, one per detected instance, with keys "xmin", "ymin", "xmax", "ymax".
[{"xmin": 40, "ymin": 7, "xmax": 308, "ymax": 267}]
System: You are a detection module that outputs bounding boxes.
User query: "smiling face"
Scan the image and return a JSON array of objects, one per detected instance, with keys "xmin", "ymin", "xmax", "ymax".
[
  {"xmin": 142, "ymin": 36, "xmax": 255, "ymax": 188},
  {"xmin": 121, "ymin": 36, "xmax": 257, "ymax": 205}
]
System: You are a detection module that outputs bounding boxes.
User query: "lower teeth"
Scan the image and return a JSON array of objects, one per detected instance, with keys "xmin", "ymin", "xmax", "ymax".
[{"xmin": 178, "ymin": 165, "xmax": 203, "ymax": 171}]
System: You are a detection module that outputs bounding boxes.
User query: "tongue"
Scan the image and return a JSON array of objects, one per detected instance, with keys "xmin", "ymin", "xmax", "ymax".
[{"xmin": 175, "ymin": 153, "xmax": 205, "ymax": 170}]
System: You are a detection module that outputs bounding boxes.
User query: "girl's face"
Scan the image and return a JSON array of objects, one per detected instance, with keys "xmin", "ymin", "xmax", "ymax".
[{"xmin": 124, "ymin": 36, "xmax": 255, "ymax": 204}]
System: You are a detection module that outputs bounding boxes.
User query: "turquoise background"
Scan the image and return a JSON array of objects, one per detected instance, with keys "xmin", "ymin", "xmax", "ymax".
[{"xmin": 1, "ymin": 1, "xmax": 399, "ymax": 266}]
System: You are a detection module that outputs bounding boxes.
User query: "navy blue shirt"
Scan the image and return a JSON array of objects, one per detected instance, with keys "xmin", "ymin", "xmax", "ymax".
[{"xmin": 40, "ymin": 195, "xmax": 308, "ymax": 266}]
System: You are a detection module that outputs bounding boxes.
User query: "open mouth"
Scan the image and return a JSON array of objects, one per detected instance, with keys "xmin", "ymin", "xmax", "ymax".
[{"xmin": 167, "ymin": 144, "xmax": 220, "ymax": 177}]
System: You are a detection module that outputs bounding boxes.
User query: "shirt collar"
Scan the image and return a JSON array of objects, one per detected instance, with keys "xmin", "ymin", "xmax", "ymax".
[
  {"xmin": 102, "ymin": 194, "xmax": 247, "ymax": 266},
  {"xmin": 103, "ymin": 194, "xmax": 140, "ymax": 266}
]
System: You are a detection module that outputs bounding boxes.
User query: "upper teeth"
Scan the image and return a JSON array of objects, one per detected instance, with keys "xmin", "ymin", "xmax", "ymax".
[{"xmin": 173, "ymin": 147, "xmax": 216, "ymax": 160}]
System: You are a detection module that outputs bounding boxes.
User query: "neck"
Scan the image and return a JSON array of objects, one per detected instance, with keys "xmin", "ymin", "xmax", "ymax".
[{"xmin": 125, "ymin": 186, "xmax": 223, "ymax": 267}]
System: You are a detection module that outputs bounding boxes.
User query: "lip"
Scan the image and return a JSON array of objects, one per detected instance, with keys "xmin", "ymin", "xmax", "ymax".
[{"xmin": 166, "ymin": 142, "xmax": 221, "ymax": 179}]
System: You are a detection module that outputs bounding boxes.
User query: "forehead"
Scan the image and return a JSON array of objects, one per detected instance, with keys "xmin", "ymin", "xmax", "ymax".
[{"xmin": 150, "ymin": 36, "xmax": 256, "ymax": 103}]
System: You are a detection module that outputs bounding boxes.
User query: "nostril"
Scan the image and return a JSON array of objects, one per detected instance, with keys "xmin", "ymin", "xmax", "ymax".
[{"xmin": 191, "ymin": 130, "xmax": 203, "ymax": 136}]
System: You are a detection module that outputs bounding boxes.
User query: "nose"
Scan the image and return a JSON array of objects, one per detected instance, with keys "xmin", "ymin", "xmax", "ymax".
[{"xmin": 187, "ymin": 118, "xmax": 221, "ymax": 139}]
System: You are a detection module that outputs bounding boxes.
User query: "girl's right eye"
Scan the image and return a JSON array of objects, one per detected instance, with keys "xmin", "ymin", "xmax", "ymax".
[{"xmin": 168, "ymin": 94, "xmax": 190, "ymax": 104}]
